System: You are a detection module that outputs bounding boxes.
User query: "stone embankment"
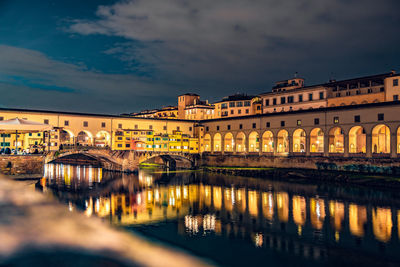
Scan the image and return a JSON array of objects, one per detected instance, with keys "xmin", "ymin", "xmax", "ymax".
[
  {"xmin": 0, "ymin": 175, "xmax": 211, "ymax": 267},
  {"xmin": 0, "ymin": 155, "xmax": 44, "ymax": 175},
  {"xmin": 200, "ymin": 154, "xmax": 400, "ymax": 176}
]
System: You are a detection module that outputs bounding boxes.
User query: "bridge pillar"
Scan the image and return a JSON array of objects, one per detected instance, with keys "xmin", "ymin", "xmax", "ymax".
[
  {"xmin": 211, "ymin": 136, "xmax": 214, "ymax": 154},
  {"xmin": 390, "ymin": 132, "xmax": 397, "ymax": 158},
  {"xmin": 273, "ymin": 135, "xmax": 278, "ymax": 156},
  {"xmin": 366, "ymin": 134, "xmax": 372, "ymax": 158},
  {"xmin": 222, "ymin": 135, "xmax": 225, "ymax": 155},
  {"xmin": 344, "ymin": 133, "xmax": 349, "ymax": 157},
  {"xmin": 288, "ymin": 134, "xmax": 293, "ymax": 155},
  {"xmin": 305, "ymin": 134, "xmax": 310, "ymax": 156},
  {"xmin": 323, "ymin": 133, "xmax": 329, "ymax": 157}
]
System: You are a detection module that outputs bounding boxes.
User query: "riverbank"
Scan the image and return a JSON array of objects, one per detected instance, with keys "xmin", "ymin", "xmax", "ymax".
[
  {"xmin": 0, "ymin": 175, "xmax": 211, "ymax": 267},
  {"xmin": 203, "ymin": 166, "xmax": 400, "ymax": 190}
]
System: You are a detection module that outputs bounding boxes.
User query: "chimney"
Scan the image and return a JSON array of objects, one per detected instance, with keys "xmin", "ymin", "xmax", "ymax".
[{"xmin": 391, "ymin": 69, "xmax": 396, "ymax": 75}]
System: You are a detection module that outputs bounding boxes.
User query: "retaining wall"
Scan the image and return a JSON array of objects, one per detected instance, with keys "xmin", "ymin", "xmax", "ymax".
[{"xmin": 0, "ymin": 155, "xmax": 44, "ymax": 175}]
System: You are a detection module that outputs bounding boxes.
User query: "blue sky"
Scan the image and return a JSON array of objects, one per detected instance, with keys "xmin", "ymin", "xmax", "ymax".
[{"xmin": 0, "ymin": 0, "xmax": 399, "ymax": 114}]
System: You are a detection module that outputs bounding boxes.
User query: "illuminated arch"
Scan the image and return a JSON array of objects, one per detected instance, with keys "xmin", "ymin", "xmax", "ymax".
[
  {"xmin": 60, "ymin": 129, "xmax": 75, "ymax": 145},
  {"xmin": 235, "ymin": 132, "xmax": 246, "ymax": 152},
  {"xmin": 262, "ymin": 131, "xmax": 273, "ymax": 152},
  {"xmin": 349, "ymin": 126, "xmax": 366, "ymax": 153},
  {"xmin": 224, "ymin": 132, "xmax": 234, "ymax": 152},
  {"xmin": 277, "ymin": 130, "xmax": 289, "ymax": 153},
  {"xmin": 213, "ymin": 133, "xmax": 221, "ymax": 152},
  {"xmin": 310, "ymin": 128, "xmax": 324, "ymax": 153},
  {"xmin": 77, "ymin": 130, "xmax": 93, "ymax": 146},
  {"xmin": 248, "ymin": 131, "xmax": 259, "ymax": 152},
  {"xmin": 293, "ymin": 129, "xmax": 306, "ymax": 153},
  {"xmin": 328, "ymin": 127, "xmax": 344, "ymax": 153},
  {"xmin": 204, "ymin": 133, "xmax": 211, "ymax": 152},
  {"xmin": 372, "ymin": 124, "xmax": 390, "ymax": 154},
  {"xmin": 94, "ymin": 131, "xmax": 111, "ymax": 147}
]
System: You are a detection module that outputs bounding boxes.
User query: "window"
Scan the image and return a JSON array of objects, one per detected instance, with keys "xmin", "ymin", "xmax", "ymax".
[
  {"xmin": 356, "ymin": 90, "xmax": 361, "ymax": 95},
  {"xmin": 176, "ymin": 126, "xmax": 179, "ymax": 131},
  {"xmin": 368, "ymin": 88, "xmax": 372, "ymax": 93},
  {"xmin": 336, "ymin": 93, "xmax": 341, "ymax": 97},
  {"xmin": 252, "ymin": 123, "xmax": 256, "ymax": 129},
  {"xmin": 239, "ymin": 124, "xmax": 243, "ymax": 129},
  {"xmin": 319, "ymin": 92, "xmax": 324, "ymax": 99},
  {"xmin": 206, "ymin": 126, "xmax": 209, "ymax": 131},
  {"xmin": 297, "ymin": 120, "xmax": 302, "ymax": 126},
  {"xmin": 380, "ymin": 87, "xmax": 384, "ymax": 92},
  {"xmin": 163, "ymin": 126, "xmax": 167, "ymax": 130},
  {"xmin": 333, "ymin": 116, "xmax": 339, "ymax": 124},
  {"xmin": 309, "ymin": 93, "xmax": 313, "ymax": 101},
  {"xmin": 64, "ymin": 120, "xmax": 69, "ymax": 126},
  {"xmin": 281, "ymin": 121, "xmax": 285, "ymax": 127},
  {"xmin": 0, "ymin": 117, "xmax": 3, "ymax": 121},
  {"xmin": 118, "ymin": 123, "xmax": 122, "ymax": 129},
  {"xmin": 189, "ymin": 127, "xmax": 192, "ymax": 131},
  {"xmin": 230, "ymin": 110, "xmax": 234, "ymax": 115},
  {"xmin": 257, "ymin": 106, "xmax": 261, "ymax": 110},
  {"xmin": 378, "ymin": 113, "xmax": 384, "ymax": 121},
  {"xmin": 238, "ymin": 109, "xmax": 242, "ymax": 114},
  {"xmin": 281, "ymin": 97, "xmax": 286, "ymax": 104},
  {"xmin": 101, "ymin": 122, "xmax": 106, "ymax": 128},
  {"xmin": 298, "ymin": 94, "xmax": 303, "ymax": 102},
  {"xmin": 288, "ymin": 96, "xmax": 294, "ymax": 103},
  {"xmin": 237, "ymin": 101, "xmax": 243, "ymax": 107},
  {"xmin": 266, "ymin": 122, "xmax": 270, "ymax": 128},
  {"xmin": 246, "ymin": 109, "xmax": 249, "ymax": 114},
  {"xmin": 126, "ymin": 144, "xmax": 131, "ymax": 148},
  {"xmin": 394, "ymin": 95, "xmax": 399, "ymax": 101},
  {"xmin": 83, "ymin": 121, "xmax": 88, "ymax": 127},
  {"xmin": 221, "ymin": 103, "xmax": 228, "ymax": 109},
  {"xmin": 273, "ymin": 98, "xmax": 277, "ymax": 105},
  {"xmin": 227, "ymin": 125, "xmax": 231, "ymax": 130},
  {"xmin": 244, "ymin": 101, "xmax": 251, "ymax": 106},
  {"xmin": 44, "ymin": 119, "xmax": 49, "ymax": 125},
  {"xmin": 314, "ymin": 118, "xmax": 320, "ymax": 125},
  {"xmin": 346, "ymin": 91, "xmax": 351, "ymax": 96},
  {"xmin": 217, "ymin": 126, "xmax": 220, "ymax": 131},
  {"xmin": 229, "ymin": 102, "xmax": 235, "ymax": 108},
  {"xmin": 393, "ymin": 79, "xmax": 399, "ymax": 86},
  {"xmin": 354, "ymin": 115, "xmax": 360, "ymax": 123},
  {"xmin": 265, "ymin": 99, "xmax": 270, "ymax": 106}
]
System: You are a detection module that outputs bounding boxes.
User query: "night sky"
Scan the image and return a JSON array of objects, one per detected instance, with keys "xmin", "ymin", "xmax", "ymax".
[{"xmin": 0, "ymin": 0, "xmax": 399, "ymax": 114}]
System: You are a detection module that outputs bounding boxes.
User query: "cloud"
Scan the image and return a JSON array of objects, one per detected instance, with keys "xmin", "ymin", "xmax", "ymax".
[
  {"xmin": 0, "ymin": 45, "xmax": 178, "ymax": 113},
  {"xmin": 68, "ymin": 0, "xmax": 400, "ymax": 91}
]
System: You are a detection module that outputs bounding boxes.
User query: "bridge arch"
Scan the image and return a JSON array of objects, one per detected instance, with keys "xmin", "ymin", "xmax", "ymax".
[
  {"xmin": 204, "ymin": 133, "xmax": 211, "ymax": 152},
  {"xmin": 224, "ymin": 132, "xmax": 234, "ymax": 152},
  {"xmin": 328, "ymin": 127, "xmax": 344, "ymax": 153},
  {"xmin": 213, "ymin": 133, "xmax": 222, "ymax": 152},
  {"xmin": 60, "ymin": 129, "xmax": 75, "ymax": 145},
  {"xmin": 94, "ymin": 131, "xmax": 111, "ymax": 147},
  {"xmin": 77, "ymin": 130, "xmax": 94, "ymax": 146},
  {"xmin": 235, "ymin": 132, "xmax": 246, "ymax": 152},
  {"xmin": 349, "ymin": 126, "xmax": 366, "ymax": 153},
  {"xmin": 277, "ymin": 130, "xmax": 289, "ymax": 153},
  {"xmin": 248, "ymin": 131, "xmax": 259, "ymax": 152},
  {"xmin": 310, "ymin": 128, "xmax": 324, "ymax": 153},
  {"xmin": 262, "ymin": 130, "xmax": 274, "ymax": 152},
  {"xmin": 372, "ymin": 124, "xmax": 390, "ymax": 154},
  {"xmin": 293, "ymin": 128, "xmax": 306, "ymax": 153}
]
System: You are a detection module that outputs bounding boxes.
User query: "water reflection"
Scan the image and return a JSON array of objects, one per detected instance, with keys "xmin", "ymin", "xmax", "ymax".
[{"xmin": 38, "ymin": 164, "xmax": 400, "ymax": 266}]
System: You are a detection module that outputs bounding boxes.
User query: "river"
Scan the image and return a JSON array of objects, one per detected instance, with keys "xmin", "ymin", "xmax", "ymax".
[{"xmin": 36, "ymin": 164, "xmax": 400, "ymax": 267}]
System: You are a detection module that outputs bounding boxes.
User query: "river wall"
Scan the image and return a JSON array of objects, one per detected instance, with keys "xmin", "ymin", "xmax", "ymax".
[
  {"xmin": 199, "ymin": 154, "xmax": 400, "ymax": 175},
  {"xmin": 0, "ymin": 155, "xmax": 44, "ymax": 175}
]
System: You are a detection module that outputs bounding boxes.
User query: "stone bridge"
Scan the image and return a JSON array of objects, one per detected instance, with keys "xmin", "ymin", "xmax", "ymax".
[{"xmin": 45, "ymin": 148, "xmax": 197, "ymax": 172}]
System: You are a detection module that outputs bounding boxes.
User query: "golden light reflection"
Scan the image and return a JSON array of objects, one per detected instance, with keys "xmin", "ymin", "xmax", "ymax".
[
  {"xmin": 349, "ymin": 204, "xmax": 367, "ymax": 237},
  {"xmin": 329, "ymin": 201, "xmax": 344, "ymax": 231},
  {"xmin": 213, "ymin": 187, "xmax": 222, "ymax": 210},
  {"xmin": 262, "ymin": 192, "xmax": 274, "ymax": 221},
  {"xmin": 292, "ymin": 195, "xmax": 306, "ymax": 226},
  {"xmin": 310, "ymin": 198, "xmax": 326, "ymax": 230},
  {"xmin": 372, "ymin": 207, "xmax": 392, "ymax": 242},
  {"xmin": 248, "ymin": 190, "xmax": 259, "ymax": 217},
  {"xmin": 276, "ymin": 192, "xmax": 289, "ymax": 222}
]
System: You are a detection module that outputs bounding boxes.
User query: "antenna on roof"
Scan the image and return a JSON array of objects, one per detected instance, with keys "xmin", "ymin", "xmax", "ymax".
[{"xmin": 294, "ymin": 72, "xmax": 298, "ymax": 78}]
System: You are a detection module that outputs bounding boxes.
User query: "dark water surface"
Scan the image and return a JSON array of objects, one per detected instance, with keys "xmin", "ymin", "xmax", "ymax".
[{"xmin": 37, "ymin": 164, "xmax": 400, "ymax": 267}]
